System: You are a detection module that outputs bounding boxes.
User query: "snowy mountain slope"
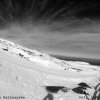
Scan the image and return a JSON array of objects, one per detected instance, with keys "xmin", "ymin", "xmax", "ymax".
[
  {"xmin": 0, "ymin": 38, "xmax": 100, "ymax": 100},
  {"xmin": 0, "ymin": 38, "xmax": 100, "ymax": 72}
]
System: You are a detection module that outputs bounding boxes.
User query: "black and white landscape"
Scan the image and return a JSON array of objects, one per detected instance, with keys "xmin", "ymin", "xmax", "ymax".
[{"xmin": 0, "ymin": 0, "xmax": 100, "ymax": 100}]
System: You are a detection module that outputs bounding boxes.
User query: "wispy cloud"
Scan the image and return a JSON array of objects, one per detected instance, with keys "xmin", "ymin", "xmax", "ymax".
[{"xmin": 0, "ymin": 19, "xmax": 100, "ymax": 59}]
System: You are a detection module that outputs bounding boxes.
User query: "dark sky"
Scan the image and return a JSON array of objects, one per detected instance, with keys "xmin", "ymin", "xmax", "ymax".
[{"xmin": 0, "ymin": 0, "xmax": 100, "ymax": 60}]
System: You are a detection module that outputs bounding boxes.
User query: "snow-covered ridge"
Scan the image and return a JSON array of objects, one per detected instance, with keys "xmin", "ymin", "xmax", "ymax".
[{"xmin": 0, "ymin": 38, "xmax": 100, "ymax": 74}]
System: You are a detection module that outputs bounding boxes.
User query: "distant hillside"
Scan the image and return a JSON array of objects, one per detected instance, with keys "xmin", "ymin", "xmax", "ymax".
[{"xmin": 52, "ymin": 55, "xmax": 100, "ymax": 66}]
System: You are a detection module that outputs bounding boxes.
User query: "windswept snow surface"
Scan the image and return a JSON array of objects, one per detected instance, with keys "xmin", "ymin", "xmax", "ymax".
[
  {"xmin": 0, "ymin": 38, "xmax": 100, "ymax": 100},
  {"xmin": 0, "ymin": 38, "xmax": 100, "ymax": 72}
]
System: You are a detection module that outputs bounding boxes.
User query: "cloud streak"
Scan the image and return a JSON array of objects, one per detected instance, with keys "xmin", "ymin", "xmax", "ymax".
[{"xmin": 0, "ymin": 19, "xmax": 100, "ymax": 60}]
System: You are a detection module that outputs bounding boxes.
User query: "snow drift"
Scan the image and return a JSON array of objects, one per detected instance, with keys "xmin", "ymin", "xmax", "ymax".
[{"xmin": 0, "ymin": 38, "xmax": 100, "ymax": 100}]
